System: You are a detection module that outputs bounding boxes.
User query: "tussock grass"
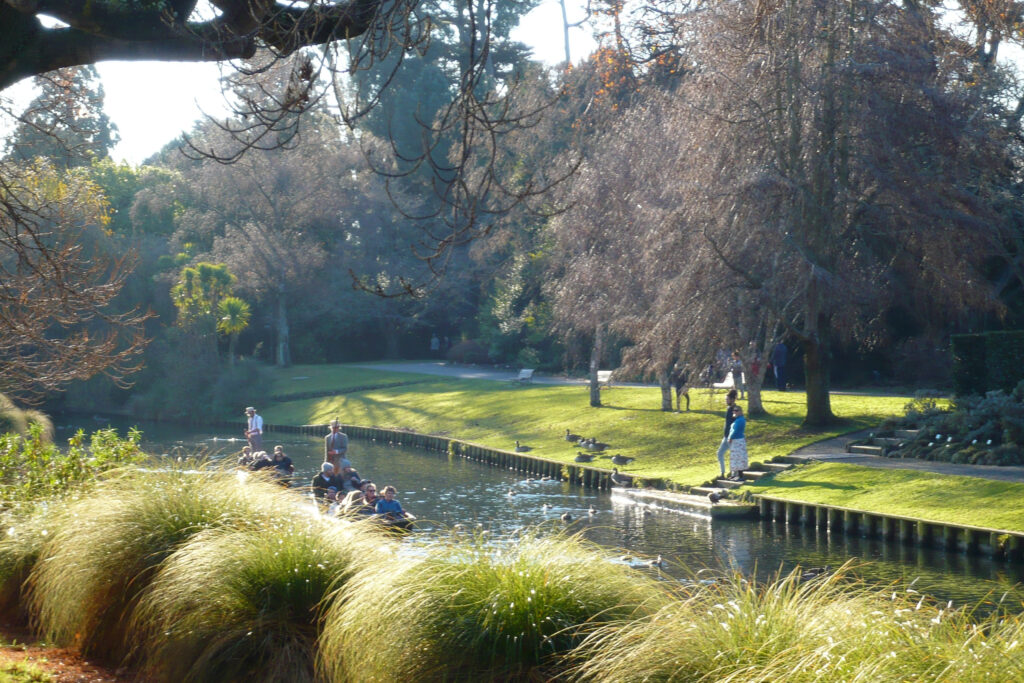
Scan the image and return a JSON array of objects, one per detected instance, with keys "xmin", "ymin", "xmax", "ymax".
[
  {"xmin": 568, "ymin": 561, "xmax": 1024, "ymax": 682},
  {"xmin": 0, "ymin": 509, "xmax": 50, "ymax": 622},
  {"xmin": 27, "ymin": 466, "xmax": 307, "ymax": 662},
  {"xmin": 318, "ymin": 531, "xmax": 670, "ymax": 682},
  {"xmin": 134, "ymin": 519, "xmax": 382, "ymax": 683}
]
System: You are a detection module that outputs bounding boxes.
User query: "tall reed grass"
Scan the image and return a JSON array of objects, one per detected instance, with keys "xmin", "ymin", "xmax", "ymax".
[
  {"xmin": 318, "ymin": 531, "xmax": 670, "ymax": 682},
  {"xmin": 133, "ymin": 519, "xmax": 380, "ymax": 682},
  {"xmin": 27, "ymin": 466, "xmax": 308, "ymax": 662},
  {"xmin": 0, "ymin": 508, "xmax": 50, "ymax": 622},
  {"xmin": 568, "ymin": 562, "xmax": 1024, "ymax": 682}
]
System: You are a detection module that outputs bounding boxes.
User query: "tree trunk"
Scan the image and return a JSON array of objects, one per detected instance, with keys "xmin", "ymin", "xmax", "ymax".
[
  {"xmin": 275, "ymin": 285, "xmax": 290, "ymax": 367},
  {"xmin": 802, "ymin": 331, "xmax": 836, "ymax": 427},
  {"xmin": 383, "ymin": 322, "xmax": 401, "ymax": 359},
  {"xmin": 228, "ymin": 333, "xmax": 238, "ymax": 367},
  {"xmin": 658, "ymin": 367, "xmax": 673, "ymax": 411},
  {"xmin": 589, "ymin": 323, "xmax": 604, "ymax": 407},
  {"xmin": 558, "ymin": 0, "xmax": 572, "ymax": 64}
]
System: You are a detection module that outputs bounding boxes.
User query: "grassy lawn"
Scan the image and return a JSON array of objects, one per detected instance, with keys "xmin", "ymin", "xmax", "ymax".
[
  {"xmin": 266, "ymin": 365, "xmax": 431, "ymax": 398},
  {"xmin": 258, "ymin": 365, "xmax": 907, "ymax": 486},
  {"xmin": 746, "ymin": 462, "xmax": 1024, "ymax": 531}
]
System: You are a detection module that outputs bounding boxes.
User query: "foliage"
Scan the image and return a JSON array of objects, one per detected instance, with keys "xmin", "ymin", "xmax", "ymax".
[
  {"xmin": 0, "ymin": 661, "xmax": 53, "ymax": 682},
  {"xmin": 135, "ymin": 521, "xmax": 379, "ymax": 683},
  {"xmin": 952, "ymin": 331, "xmax": 1024, "ymax": 396},
  {"xmin": 880, "ymin": 385, "xmax": 1024, "ymax": 465},
  {"xmin": 445, "ymin": 340, "xmax": 492, "ymax": 364},
  {"xmin": 27, "ymin": 466, "xmax": 307, "ymax": 662},
  {"xmin": 0, "ymin": 427, "xmax": 142, "ymax": 508},
  {"xmin": 570, "ymin": 562, "xmax": 1024, "ymax": 682},
  {"xmin": 318, "ymin": 531, "xmax": 668, "ymax": 681}
]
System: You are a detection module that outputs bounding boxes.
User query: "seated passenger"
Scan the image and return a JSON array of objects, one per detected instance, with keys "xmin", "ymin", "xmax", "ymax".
[
  {"xmin": 311, "ymin": 462, "xmax": 338, "ymax": 501},
  {"xmin": 339, "ymin": 465, "xmax": 361, "ymax": 492},
  {"xmin": 250, "ymin": 451, "xmax": 274, "ymax": 471},
  {"xmin": 374, "ymin": 485, "xmax": 407, "ymax": 520},
  {"xmin": 325, "ymin": 487, "xmax": 341, "ymax": 515},
  {"xmin": 272, "ymin": 445, "xmax": 294, "ymax": 477},
  {"xmin": 237, "ymin": 445, "xmax": 254, "ymax": 467}
]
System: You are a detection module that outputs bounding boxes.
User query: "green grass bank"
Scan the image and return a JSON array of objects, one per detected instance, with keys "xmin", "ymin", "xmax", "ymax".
[{"xmin": 253, "ymin": 364, "xmax": 1024, "ymax": 533}]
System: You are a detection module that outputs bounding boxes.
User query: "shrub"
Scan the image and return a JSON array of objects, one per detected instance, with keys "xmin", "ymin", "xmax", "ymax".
[
  {"xmin": 318, "ymin": 532, "xmax": 669, "ymax": 682},
  {"xmin": 445, "ymin": 340, "xmax": 491, "ymax": 365},
  {"xmin": 0, "ymin": 427, "xmax": 143, "ymax": 508},
  {"xmin": 134, "ymin": 520, "xmax": 380, "ymax": 683},
  {"xmin": 568, "ymin": 562, "xmax": 1024, "ymax": 682},
  {"xmin": 28, "ymin": 466, "xmax": 307, "ymax": 663}
]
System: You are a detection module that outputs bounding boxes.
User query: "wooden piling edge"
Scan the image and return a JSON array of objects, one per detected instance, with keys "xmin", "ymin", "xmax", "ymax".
[{"xmin": 753, "ymin": 494, "xmax": 1024, "ymax": 562}]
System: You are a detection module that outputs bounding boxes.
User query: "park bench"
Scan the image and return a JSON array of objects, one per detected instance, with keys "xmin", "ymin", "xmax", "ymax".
[
  {"xmin": 515, "ymin": 368, "xmax": 535, "ymax": 383},
  {"xmin": 597, "ymin": 370, "xmax": 613, "ymax": 388},
  {"xmin": 712, "ymin": 371, "xmax": 736, "ymax": 390}
]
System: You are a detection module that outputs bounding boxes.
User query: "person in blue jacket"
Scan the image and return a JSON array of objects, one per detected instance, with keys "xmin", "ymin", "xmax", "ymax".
[
  {"xmin": 374, "ymin": 485, "xmax": 407, "ymax": 520},
  {"xmin": 728, "ymin": 404, "xmax": 748, "ymax": 481}
]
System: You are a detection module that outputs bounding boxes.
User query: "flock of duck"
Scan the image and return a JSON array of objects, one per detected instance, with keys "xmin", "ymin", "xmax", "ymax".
[{"xmin": 510, "ymin": 429, "xmax": 634, "ymax": 487}]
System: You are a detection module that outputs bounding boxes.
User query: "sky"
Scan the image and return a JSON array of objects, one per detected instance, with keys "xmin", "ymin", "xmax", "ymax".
[{"xmin": 20, "ymin": 1, "xmax": 595, "ymax": 166}]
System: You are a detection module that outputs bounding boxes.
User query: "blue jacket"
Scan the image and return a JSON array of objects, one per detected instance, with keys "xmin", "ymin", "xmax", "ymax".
[
  {"xmin": 375, "ymin": 498, "xmax": 405, "ymax": 517},
  {"xmin": 729, "ymin": 416, "xmax": 746, "ymax": 440}
]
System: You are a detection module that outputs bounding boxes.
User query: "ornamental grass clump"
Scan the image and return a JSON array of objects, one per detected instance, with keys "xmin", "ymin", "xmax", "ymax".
[
  {"xmin": 318, "ymin": 531, "xmax": 669, "ymax": 682},
  {"xmin": 133, "ymin": 519, "xmax": 382, "ymax": 683},
  {"xmin": 569, "ymin": 562, "xmax": 1024, "ymax": 682},
  {"xmin": 27, "ymin": 466, "xmax": 306, "ymax": 663},
  {"xmin": 0, "ymin": 508, "xmax": 51, "ymax": 622}
]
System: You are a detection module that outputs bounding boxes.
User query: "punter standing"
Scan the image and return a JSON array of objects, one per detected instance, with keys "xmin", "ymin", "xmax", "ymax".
[
  {"xmin": 244, "ymin": 406, "xmax": 263, "ymax": 451},
  {"xmin": 325, "ymin": 419, "xmax": 349, "ymax": 470}
]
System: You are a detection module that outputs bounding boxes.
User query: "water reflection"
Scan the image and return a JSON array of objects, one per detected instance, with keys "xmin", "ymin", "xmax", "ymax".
[{"xmin": 59, "ymin": 419, "xmax": 1024, "ymax": 607}]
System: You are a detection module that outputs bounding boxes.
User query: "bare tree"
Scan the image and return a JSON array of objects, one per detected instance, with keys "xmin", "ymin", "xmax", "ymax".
[{"xmin": 0, "ymin": 160, "xmax": 148, "ymax": 401}]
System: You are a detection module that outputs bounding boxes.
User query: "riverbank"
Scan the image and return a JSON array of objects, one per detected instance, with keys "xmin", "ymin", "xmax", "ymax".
[{"xmin": 252, "ymin": 363, "xmax": 1024, "ymax": 532}]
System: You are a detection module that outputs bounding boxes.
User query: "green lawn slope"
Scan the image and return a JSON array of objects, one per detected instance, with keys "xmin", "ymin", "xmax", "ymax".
[{"xmin": 258, "ymin": 365, "xmax": 905, "ymax": 485}]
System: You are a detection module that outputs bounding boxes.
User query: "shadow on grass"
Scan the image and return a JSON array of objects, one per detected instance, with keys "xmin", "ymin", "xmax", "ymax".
[{"xmin": 754, "ymin": 480, "xmax": 857, "ymax": 491}]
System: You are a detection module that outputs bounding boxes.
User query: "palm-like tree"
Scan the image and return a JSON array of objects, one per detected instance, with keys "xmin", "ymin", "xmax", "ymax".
[{"xmin": 217, "ymin": 297, "xmax": 251, "ymax": 366}]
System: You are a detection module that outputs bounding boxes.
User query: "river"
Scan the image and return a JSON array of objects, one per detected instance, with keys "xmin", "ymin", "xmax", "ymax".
[{"xmin": 59, "ymin": 417, "xmax": 1024, "ymax": 608}]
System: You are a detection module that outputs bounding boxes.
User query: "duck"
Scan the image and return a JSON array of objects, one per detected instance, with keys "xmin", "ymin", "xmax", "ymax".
[
  {"xmin": 588, "ymin": 505, "xmax": 597, "ymax": 515},
  {"xmin": 514, "ymin": 440, "xmax": 531, "ymax": 452},
  {"xmin": 575, "ymin": 452, "xmax": 596, "ymax": 463},
  {"xmin": 799, "ymin": 566, "xmax": 831, "ymax": 581},
  {"xmin": 582, "ymin": 438, "xmax": 609, "ymax": 451},
  {"xmin": 565, "ymin": 429, "xmax": 582, "ymax": 442},
  {"xmin": 707, "ymin": 491, "xmax": 723, "ymax": 505},
  {"xmin": 542, "ymin": 502, "xmax": 551, "ymax": 510},
  {"xmin": 610, "ymin": 454, "xmax": 635, "ymax": 465},
  {"xmin": 508, "ymin": 488, "xmax": 517, "ymax": 497},
  {"xmin": 609, "ymin": 467, "xmax": 631, "ymax": 487},
  {"xmin": 560, "ymin": 512, "xmax": 573, "ymax": 522}
]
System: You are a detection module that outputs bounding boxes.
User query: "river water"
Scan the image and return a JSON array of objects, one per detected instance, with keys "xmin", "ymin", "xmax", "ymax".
[{"xmin": 60, "ymin": 418, "xmax": 1024, "ymax": 608}]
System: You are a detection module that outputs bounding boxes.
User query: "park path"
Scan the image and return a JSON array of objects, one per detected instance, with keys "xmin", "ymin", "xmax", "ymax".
[{"xmin": 351, "ymin": 362, "xmax": 1024, "ymax": 484}]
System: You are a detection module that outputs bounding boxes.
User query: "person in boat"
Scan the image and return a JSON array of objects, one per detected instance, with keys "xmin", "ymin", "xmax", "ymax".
[
  {"xmin": 325, "ymin": 487, "xmax": 341, "ymax": 515},
  {"xmin": 272, "ymin": 445, "xmax": 294, "ymax": 479},
  {"xmin": 324, "ymin": 420, "xmax": 348, "ymax": 471},
  {"xmin": 338, "ymin": 463, "xmax": 362, "ymax": 493},
  {"xmin": 374, "ymin": 485, "xmax": 407, "ymax": 520},
  {"xmin": 237, "ymin": 445, "xmax": 254, "ymax": 467},
  {"xmin": 250, "ymin": 451, "xmax": 274, "ymax": 471},
  {"xmin": 311, "ymin": 462, "xmax": 339, "ymax": 502}
]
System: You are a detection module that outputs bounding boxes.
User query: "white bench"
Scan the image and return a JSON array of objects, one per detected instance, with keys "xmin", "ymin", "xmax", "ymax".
[
  {"xmin": 712, "ymin": 371, "xmax": 736, "ymax": 390},
  {"xmin": 515, "ymin": 368, "xmax": 535, "ymax": 383},
  {"xmin": 597, "ymin": 370, "xmax": 613, "ymax": 388}
]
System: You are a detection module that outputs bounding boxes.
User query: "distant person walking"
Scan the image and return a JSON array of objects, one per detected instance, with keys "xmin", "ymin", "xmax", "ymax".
[
  {"xmin": 670, "ymin": 366, "xmax": 690, "ymax": 412},
  {"xmin": 730, "ymin": 351, "xmax": 745, "ymax": 399},
  {"xmin": 325, "ymin": 419, "xmax": 349, "ymax": 470},
  {"xmin": 728, "ymin": 404, "xmax": 748, "ymax": 480},
  {"xmin": 715, "ymin": 389, "xmax": 738, "ymax": 479},
  {"xmin": 244, "ymin": 406, "xmax": 263, "ymax": 451},
  {"xmin": 771, "ymin": 341, "xmax": 788, "ymax": 391},
  {"xmin": 430, "ymin": 334, "xmax": 440, "ymax": 357}
]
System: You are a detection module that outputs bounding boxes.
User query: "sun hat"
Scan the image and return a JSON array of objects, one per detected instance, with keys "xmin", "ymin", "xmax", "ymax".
[
  {"xmin": 245, "ymin": 406, "xmax": 255, "ymax": 413},
  {"xmin": 321, "ymin": 462, "xmax": 335, "ymax": 472}
]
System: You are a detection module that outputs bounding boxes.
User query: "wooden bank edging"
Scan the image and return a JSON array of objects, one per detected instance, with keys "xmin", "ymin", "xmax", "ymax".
[
  {"xmin": 755, "ymin": 494, "xmax": 1024, "ymax": 562},
  {"xmin": 223, "ymin": 418, "xmax": 1024, "ymax": 561},
  {"xmin": 235, "ymin": 420, "xmax": 622, "ymax": 490}
]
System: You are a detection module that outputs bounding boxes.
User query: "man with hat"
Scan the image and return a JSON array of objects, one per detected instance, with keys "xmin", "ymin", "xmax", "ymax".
[
  {"xmin": 324, "ymin": 419, "xmax": 348, "ymax": 470},
  {"xmin": 244, "ymin": 407, "xmax": 264, "ymax": 451}
]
